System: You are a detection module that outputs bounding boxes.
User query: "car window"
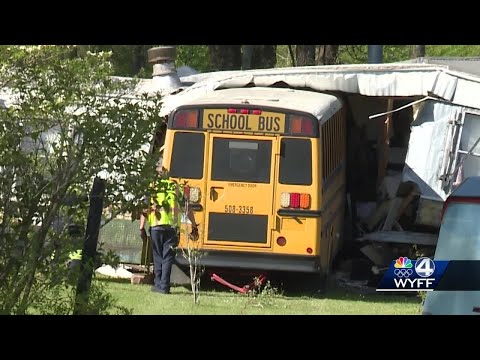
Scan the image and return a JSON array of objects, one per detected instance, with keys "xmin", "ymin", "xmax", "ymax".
[{"xmin": 435, "ymin": 202, "xmax": 480, "ymax": 260}]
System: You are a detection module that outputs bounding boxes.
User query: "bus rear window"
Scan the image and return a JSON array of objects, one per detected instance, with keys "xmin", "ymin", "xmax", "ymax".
[
  {"xmin": 279, "ymin": 138, "xmax": 312, "ymax": 185},
  {"xmin": 170, "ymin": 132, "xmax": 205, "ymax": 179},
  {"xmin": 211, "ymin": 138, "xmax": 272, "ymax": 183}
]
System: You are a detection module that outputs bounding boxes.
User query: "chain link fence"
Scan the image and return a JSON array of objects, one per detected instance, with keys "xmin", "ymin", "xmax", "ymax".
[{"xmin": 99, "ymin": 217, "xmax": 146, "ymax": 265}]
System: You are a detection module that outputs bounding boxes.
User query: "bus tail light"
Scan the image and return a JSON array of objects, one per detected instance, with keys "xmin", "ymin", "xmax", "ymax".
[
  {"xmin": 290, "ymin": 193, "xmax": 300, "ymax": 208},
  {"xmin": 280, "ymin": 192, "xmax": 311, "ymax": 209},
  {"xmin": 280, "ymin": 192, "xmax": 291, "ymax": 208},
  {"xmin": 277, "ymin": 237, "xmax": 287, "ymax": 246},
  {"xmin": 289, "ymin": 116, "xmax": 314, "ymax": 136},
  {"xmin": 173, "ymin": 110, "xmax": 198, "ymax": 128},
  {"xmin": 299, "ymin": 194, "xmax": 310, "ymax": 209},
  {"xmin": 227, "ymin": 108, "xmax": 263, "ymax": 115},
  {"xmin": 184, "ymin": 186, "xmax": 201, "ymax": 203}
]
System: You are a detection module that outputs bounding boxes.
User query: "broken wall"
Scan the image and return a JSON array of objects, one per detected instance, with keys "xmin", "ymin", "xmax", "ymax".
[{"xmin": 403, "ymin": 100, "xmax": 463, "ymax": 200}]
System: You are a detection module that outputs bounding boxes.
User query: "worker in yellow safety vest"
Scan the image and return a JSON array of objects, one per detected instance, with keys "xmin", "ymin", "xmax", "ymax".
[{"xmin": 140, "ymin": 156, "xmax": 198, "ymax": 294}]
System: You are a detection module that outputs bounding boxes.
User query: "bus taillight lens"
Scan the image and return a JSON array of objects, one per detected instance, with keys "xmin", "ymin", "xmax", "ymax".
[
  {"xmin": 289, "ymin": 116, "xmax": 314, "ymax": 136},
  {"xmin": 281, "ymin": 192, "xmax": 290, "ymax": 208},
  {"xmin": 306, "ymin": 247, "xmax": 313, "ymax": 254},
  {"xmin": 300, "ymin": 194, "xmax": 310, "ymax": 209},
  {"xmin": 277, "ymin": 237, "xmax": 287, "ymax": 246},
  {"xmin": 173, "ymin": 110, "xmax": 198, "ymax": 128},
  {"xmin": 184, "ymin": 185, "xmax": 190, "ymax": 200},
  {"xmin": 281, "ymin": 192, "xmax": 311, "ymax": 209},
  {"xmin": 184, "ymin": 186, "xmax": 200, "ymax": 203},
  {"xmin": 290, "ymin": 193, "xmax": 300, "ymax": 208},
  {"xmin": 189, "ymin": 187, "xmax": 200, "ymax": 203}
]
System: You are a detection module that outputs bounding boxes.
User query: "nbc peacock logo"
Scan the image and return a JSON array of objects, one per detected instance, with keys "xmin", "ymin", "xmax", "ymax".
[{"xmin": 394, "ymin": 257, "xmax": 413, "ymax": 278}]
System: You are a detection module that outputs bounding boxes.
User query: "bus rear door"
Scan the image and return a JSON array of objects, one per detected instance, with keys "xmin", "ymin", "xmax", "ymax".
[{"xmin": 202, "ymin": 112, "xmax": 283, "ymax": 249}]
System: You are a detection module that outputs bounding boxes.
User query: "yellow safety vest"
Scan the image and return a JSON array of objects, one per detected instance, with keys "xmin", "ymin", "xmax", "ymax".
[
  {"xmin": 69, "ymin": 249, "xmax": 83, "ymax": 261},
  {"xmin": 147, "ymin": 180, "xmax": 182, "ymax": 228}
]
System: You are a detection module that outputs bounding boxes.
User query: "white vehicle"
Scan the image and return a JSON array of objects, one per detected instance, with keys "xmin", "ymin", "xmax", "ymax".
[{"xmin": 422, "ymin": 176, "xmax": 480, "ymax": 315}]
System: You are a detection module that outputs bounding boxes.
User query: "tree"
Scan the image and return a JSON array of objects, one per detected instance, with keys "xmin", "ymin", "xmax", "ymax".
[
  {"xmin": 208, "ymin": 45, "xmax": 242, "ymax": 71},
  {"xmin": 76, "ymin": 45, "xmax": 153, "ymax": 77},
  {"xmin": 0, "ymin": 45, "xmax": 163, "ymax": 314},
  {"xmin": 251, "ymin": 45, "xmax": 277, "ymax": 69},
  {"xmin": 295, "ymin": 45, "xmax": 316, "ymax": 66},
  {"xmin": 176, "ymin": 46, "xmax": 210, "ymax": 73},
  {"xmin": 413, "ymin": 45, "xmax": 426, "ymax": 58},
  {"xmin": 316, "ymin": 45, "xmax": 339, "ymax": 65}
]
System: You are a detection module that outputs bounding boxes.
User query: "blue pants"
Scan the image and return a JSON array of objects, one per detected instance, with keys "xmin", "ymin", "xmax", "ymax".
[{"xmin": 150, "ymin": 226, "xmax": 178, "ymax": 293}]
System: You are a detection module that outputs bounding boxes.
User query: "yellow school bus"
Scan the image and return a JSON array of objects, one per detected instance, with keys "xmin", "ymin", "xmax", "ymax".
[{"xmin": 162, "ymin": 87, "xmax": 346, "ymax": 286}]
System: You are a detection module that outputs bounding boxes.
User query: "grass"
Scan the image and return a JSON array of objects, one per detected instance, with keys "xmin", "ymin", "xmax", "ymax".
[{"xmin": 101, "ymin": 277, "xmax": 422, "ymax": 315}]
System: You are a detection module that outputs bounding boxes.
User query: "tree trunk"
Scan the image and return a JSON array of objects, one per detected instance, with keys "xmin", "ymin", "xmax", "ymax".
[
  {"xmin": 132, "ymin": 45, "xmax": 147, "ymax": 75},
  {"xmin": 242, "ymin": 45, "xmax": 254, "ymax": 70},
  {"xmin": 251, "ymin": 45, "xmax": 277, "ymax": 69},
  {"xmin": 295, "ymin": 45, "xmax": 316, "ymax": 66},
  {"xmin": 316, "ymin": 45, "xmax": 339, "ymax": 65},
  {"xmin": 208, "ymin": 45, "xmax": 242, "ymax": 71},
  {"xmin": 413, "ymin": 45, "xmax": 426, "ymax": 58}
]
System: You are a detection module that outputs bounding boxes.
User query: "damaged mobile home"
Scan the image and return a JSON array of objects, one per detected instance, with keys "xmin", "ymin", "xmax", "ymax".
[{"xmin": 151, "ymin": 58, "xmax": 480, "ymax": 277}]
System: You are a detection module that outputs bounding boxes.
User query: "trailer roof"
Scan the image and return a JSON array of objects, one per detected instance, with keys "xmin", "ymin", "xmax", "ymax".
[
  {"xmin": 176, "ymin": 87, "xmax": 343, "ymax": 120},
  {"xmin": 156, "ymin": 62, "xmax": 480, "ymax": 116}
]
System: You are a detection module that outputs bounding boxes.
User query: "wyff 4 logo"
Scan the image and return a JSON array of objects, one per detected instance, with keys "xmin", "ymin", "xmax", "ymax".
[{"xmin": 377, "ymin": 256, "xmax": 436, "ymax": 291}]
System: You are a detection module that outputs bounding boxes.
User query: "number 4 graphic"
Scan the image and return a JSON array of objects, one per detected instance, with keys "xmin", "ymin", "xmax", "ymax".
[{"xmin": 415, "ymin": 257, "xmax": 435, "ymax": 278}]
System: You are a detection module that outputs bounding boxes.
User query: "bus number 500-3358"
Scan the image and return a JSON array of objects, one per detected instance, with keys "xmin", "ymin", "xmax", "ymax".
[{"xmin": 225, "ymin": 205, "xmax": 254, "ymax": 214}]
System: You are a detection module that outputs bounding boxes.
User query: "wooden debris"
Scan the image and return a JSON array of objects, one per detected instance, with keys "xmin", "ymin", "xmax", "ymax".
[
  {"xmin": 365, "ymin": 199, "xmax": 392, "ymax": 231},
  {"xmin": 415, "ymin": 195, "xmax": 443, "ymax": 228},
  {"xmin": 360, "ymin": 244, "xmax": 395, "ymax": 267},
  {"xmin": 382, "ymin": 189, "xmax": 417, "ymax": 231},
  {"xmin": 131, "ymin": 273, "xmax": 154, "ymax": 285},
  {"xmin": 378, "ymin": 172, "xmax": 403, "ymax": 200}
]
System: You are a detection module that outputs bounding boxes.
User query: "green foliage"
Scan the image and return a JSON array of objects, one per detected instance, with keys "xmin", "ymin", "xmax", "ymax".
[
  {"xmin": 337, "ymin": 45, "xmax": 412, "ymax": 64},
  {"xmin": 76, "ymin": 45, "xmax": 153, "ymax": 78},
  {"xmin": 0, "ymin": 45, "xmax": 163, "ymax": 314},
  {"xmin": 103, "ymin": 279, "xmax": 421, "ymax": 315},
  {"xmin": 28, "ymin": 278, "xmax": 132, "ymax": 315},
  {"xmin": 276, "ymin": 45, "xmax": 480, "ymax": 68},
  {"xmin": 426, "ymin": 45, "xmax": 480, "ymax": 57},
  {"xmin": 80, "ymin": 280, "xmax": 133, "ymax": 315},
  {"xmin": 75, "ymin": 45, "xmax": 480, "ymax": 78},
  {"xmin": 242, "ymin": 279, "xmax": 282, "ymax": 310},
  {"xmin": 176, "ymin": 46, "xmax": 209, "ymax": 73}
]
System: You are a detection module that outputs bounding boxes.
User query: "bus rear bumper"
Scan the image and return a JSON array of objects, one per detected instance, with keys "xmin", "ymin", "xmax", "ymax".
[{"xmin": 175, "ymin": 250, "xmax": 322, "ymax": 273}]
